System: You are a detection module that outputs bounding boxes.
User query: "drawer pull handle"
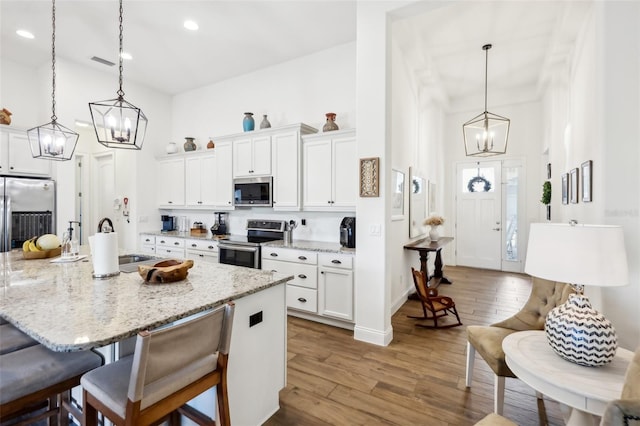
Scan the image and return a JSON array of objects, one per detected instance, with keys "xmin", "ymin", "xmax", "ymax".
[
  {"xmin": 298, "ymin": 256, "xmax": 307, "ymax": 260},
  {"xmin": 270, "ymin": 253, "xmax": 278, "ymax": 257},
  {"xmin": 297, "ymin": 297, "xmax": 307, "ymax": 303},
  {"xmin": 298, "ymin": 274, "xmax": 307, "ymax": 279},
  {"xmin": 208, "ymin": 245, "xmax": 214, "ymax": 249},
  {"xmin": 192, "ymin": 243, "xmax": 197, "ymax": 247},
  {"xmin": 198, "ymin": 254, "xmax": 204, "ymax": 257},
  {"xmin": 145, "ymin": 238, "xmax": 151, "ymax": 242},
  {"xmin": 160, "ymin": 240, "xmax": 166, "ymax": 244},
  {"xmin": 174, "ymin": 242, "xmax": 180, "ymax": 246},
  {"xmin": 331, "ymin": 259, "xmax": 342, "ymax": 264}
]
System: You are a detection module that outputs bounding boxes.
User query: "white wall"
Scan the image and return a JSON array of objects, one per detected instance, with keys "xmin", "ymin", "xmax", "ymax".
[{"xmin": 171, "ymin": 43, "xmax": 356, "ymax": 144}]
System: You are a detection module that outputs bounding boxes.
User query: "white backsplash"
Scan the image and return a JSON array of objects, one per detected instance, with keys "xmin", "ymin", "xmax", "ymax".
[{"xmin": 159, "ymin": 208, "xmax": 355, "ymax": 243}]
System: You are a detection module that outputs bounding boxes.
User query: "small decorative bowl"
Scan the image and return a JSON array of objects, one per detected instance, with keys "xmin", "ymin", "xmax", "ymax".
[
  {"xmin": 138, "ymin": 259, "xmax": 194, "ymax": 284},
  {"xmin": 23, "ymin": 247, "xmax": 62, "ymax": 259}
]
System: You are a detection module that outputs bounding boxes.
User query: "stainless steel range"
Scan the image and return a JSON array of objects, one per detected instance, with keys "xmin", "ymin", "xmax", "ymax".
[{"xmin": 218, "ymin": 219, "xmax": 286, "ymax": 269}]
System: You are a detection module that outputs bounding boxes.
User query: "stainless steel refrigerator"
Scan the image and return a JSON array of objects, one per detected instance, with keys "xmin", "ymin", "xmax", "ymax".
[{"xmin": 0, "ymin": 177, "xmax": 56, "ymax": 252}]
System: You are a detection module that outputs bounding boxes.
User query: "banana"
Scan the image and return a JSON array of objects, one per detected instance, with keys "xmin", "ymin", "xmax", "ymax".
[
  {"xmin": 22, "ymin": 239, "xmax": 31, "ymax": 252},
  {"xmin": 28, "ymin": 240, "xmax": 41, "ymax": 252}
]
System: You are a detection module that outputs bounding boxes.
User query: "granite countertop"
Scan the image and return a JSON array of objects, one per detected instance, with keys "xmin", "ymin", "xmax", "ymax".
[
  {"xmin": 262, "ymin": 239, "xmax": 355, "ymax": 254},
  {"xmin": 0, "ymin": 248, "xmax": 292, "ymax": 352}
]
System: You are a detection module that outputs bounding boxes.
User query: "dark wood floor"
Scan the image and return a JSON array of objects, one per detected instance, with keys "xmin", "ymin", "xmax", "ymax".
[{"xmin": 265, "ymin": 266, "xmax": 565, "ymax": 426}]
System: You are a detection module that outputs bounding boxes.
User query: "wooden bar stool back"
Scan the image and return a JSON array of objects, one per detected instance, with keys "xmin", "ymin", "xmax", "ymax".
[{"xmin": 81, "ymin": 302, "xmax": 235, "ymax": 426}]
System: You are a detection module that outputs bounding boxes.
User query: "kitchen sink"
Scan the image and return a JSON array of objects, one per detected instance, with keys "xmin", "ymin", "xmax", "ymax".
[{"xmin": 118, "ymin": 254, "xmax": 159, "ymax": 273}]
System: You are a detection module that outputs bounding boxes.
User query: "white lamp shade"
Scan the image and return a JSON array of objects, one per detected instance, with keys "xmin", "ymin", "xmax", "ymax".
[{"xmin": 525, "ymin": 223, "xmax": 628, "ymax": 287}]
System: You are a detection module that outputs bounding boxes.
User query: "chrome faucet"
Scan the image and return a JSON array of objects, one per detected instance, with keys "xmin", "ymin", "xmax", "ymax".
[{"xmin": 98, "ymin": 218, "xmax": 114, "ymax": 233}]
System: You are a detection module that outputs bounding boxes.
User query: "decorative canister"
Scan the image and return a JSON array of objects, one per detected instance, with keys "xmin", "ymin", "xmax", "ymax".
[
  {"xmin": 207, "ymin": 140, "xmax": 215, "ymax": 149},
  {"xmin": 260, "ymin": 114, "xmax": 271, "ymax": 129},
  {"xmin": 166, "ymin": 142, "xmax": 178, "ymax": 154},
  {"xmin": 243, "ymin": 112, "xmax": 255, "ymax": 132},
  {"xmin": 323, "ymin": 112, "xmax": 339, "ymax": 132},
  {"xmin": 184, "ymin": 137, "xmax": 196, "ymax": 152}
]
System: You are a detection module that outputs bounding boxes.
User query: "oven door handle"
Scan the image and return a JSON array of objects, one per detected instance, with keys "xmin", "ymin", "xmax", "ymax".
[{"xmin": 218, "ymin": 243, "xmax": 259, "ymax": 253}]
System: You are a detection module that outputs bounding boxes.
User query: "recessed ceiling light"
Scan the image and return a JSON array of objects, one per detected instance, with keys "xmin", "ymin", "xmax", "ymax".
[
  {"xmin": 120, "ymin": 52, "xmax": 132, "ymax": 60},
  {"xmin": 16, "ymin": 29, "xmax": 34, "ymax": 39},
  {"xmin": 184, "ymin": 20, "xmax": 199, "ymax": 31}
]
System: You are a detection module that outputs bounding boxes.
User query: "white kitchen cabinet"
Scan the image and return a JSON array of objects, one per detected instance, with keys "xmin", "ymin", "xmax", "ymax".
[
  {"xmin": 302, "ymin": 129, "xmax": 356, "ymax": 210},
  {"xmin": 318, "ymin": 253, "xmax": 354, "ymax": 321},
  {"xmin": 155, "ymin": 235, "xmax": 186, "ymax": 258},
  {"xmin": 233, "ymin": 134, "xmax": 271, "ymax": 177},
  {"xmin": 270, "ymin": 124, "xmax": 317, "ymax": 210},
  {"xmin": 262, "ymin": 245, "xmax": 354, "ymax": 327},
  {"xmin": 0, "ymin": 129, "xmax": 52, "ymax": 177},
  {"xmin": 157, "ymin": 157, "xmax": 185, "ymax": 207},
  {"xmin": 185, "ymin": 238, "xmax": 219, "ymax": 263},
  {"xmin": 213, "ymin": 140, "xmax": 234, "ymax": 209},
  {"xmin": 185, "ymin": 153, "xmax": 216, "ymax": 207},
  {"xmin": 139, "ymin": 234, "xmax": 156, "ymax": 255}
]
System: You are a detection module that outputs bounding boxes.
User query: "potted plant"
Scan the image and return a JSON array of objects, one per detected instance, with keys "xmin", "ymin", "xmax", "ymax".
[{"xmin": 424, "ymin": 215, "xmax": 445, "ymax": 240}]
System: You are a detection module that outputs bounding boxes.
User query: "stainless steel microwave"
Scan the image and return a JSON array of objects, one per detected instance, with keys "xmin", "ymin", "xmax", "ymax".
[{"xmin": 233, "ymin": 176, "xmax": 273, "ymax": 206}]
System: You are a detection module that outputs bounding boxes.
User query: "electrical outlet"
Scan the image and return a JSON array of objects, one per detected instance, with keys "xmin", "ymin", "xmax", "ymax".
[{"xmin": 301, "ymin": 219, "xmax": 306, "ymax": 226}]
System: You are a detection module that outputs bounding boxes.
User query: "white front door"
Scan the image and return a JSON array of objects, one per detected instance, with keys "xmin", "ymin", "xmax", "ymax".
[{"xmin": 456, "ymin": 161, "xmax": 502, "ymax": 270}]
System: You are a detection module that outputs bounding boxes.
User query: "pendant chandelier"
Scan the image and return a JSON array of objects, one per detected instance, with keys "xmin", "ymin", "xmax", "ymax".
[
  {"xmin": 27, "ymin": 0, "xmax": 78, "ymax": 161},
  {"xmin": 462, "ymin": 44, "xmax": 510, "ymax": 157},
  {"xmin": 89, "ymin": 0, "xmax": 147, "ymax": 150}
]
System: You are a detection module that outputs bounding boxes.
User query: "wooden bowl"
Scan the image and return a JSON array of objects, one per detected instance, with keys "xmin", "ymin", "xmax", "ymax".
[
  {"xmin": 23, "ymin": 247, "xmax": 62, "ymax": 259},
  {"xmin": 138, "ymin": 259, "xmax": 194, "ymax": 284}
]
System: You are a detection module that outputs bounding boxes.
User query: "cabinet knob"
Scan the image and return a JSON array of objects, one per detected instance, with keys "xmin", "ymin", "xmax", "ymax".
[
  {"xmin": 298, "ymin": 274, "xmax": 307, "ymax": 279},
  {"xmin": 10, "ymin": 166, "xmax": 14, "ymax": 170},
  {"xmin": 331, "ymin": 259, "xmax": 342, "ymax": 264},
  {"xmin": 270, "ymin": 253, "xmax": 278, "ymax": 257},
  {"xmin": 228, "ymin": 201, "xmax": 231, "ymax": 204},
  {"xmin": 297, "ymin": 297, "xmax": 307, "ymax": 303},
  {"xmin": 298, "ymin": 256, "xmax": 307, "ymax": 260},
  {"xmin": 327, "ymin": 200, "xmax": 331, "ymax": 204}
]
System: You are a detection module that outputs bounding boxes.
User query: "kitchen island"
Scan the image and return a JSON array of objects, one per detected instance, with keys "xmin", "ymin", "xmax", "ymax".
[{"xmin": 0, "ymin": 249, "xmax": 292, "ymax": 425}]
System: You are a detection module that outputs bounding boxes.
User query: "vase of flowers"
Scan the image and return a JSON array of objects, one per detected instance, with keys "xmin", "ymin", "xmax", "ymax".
[{"xmin": 424, "ymin": 215, "xmax": 445, "ymax": 241}]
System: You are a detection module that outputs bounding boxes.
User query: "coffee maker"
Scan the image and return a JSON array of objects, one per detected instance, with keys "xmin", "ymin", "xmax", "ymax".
[
  {"xmin": 161, "ymin": 215, "xmax": 176, "ymax": 232},
  {"xmin": 340, "ymin": 217, "xmax": 356, "ymax": 248},
  {"xmin": 210, "ymin": 212, "xmax": 228, "ymax": 235}
]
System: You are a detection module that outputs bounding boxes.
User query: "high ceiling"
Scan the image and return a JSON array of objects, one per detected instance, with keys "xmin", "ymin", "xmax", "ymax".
[{"xmin": 1, "ymin": 1, "xmax": 590, "ymax": 108}]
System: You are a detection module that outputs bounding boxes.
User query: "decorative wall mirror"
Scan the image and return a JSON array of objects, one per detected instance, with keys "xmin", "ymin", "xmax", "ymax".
[{"xmin": 409, "ymin": 167, "xmax": 427, "ymax": 238}]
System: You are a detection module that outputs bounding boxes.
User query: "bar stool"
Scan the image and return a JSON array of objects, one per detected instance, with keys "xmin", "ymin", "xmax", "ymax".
[
  {"xmin": 0, "ymin": 344, "xmax": 104, "ymax": 425},
  {"xmin": 81, "ymin": 302, "xmax": 235, "ymax": 426},
  {"xmin": 0, "ymin": 323, "xmax": 39, "ymax": 355}
]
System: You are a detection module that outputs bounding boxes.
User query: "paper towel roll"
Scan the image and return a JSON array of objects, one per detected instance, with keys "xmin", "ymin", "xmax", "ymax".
[{"xmin": 92, "ymin": 232, "xmax": 119, "ymax": 278}]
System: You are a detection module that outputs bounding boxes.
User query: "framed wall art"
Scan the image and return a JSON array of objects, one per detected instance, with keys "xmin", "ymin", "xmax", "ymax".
[
  {"xmin": 359, "ymin": 157, "xmax": 380, "ymax": 197},
  {"xmin": 581, "ymin": 160, "xmax": 592, "ymax": 202},
  {"xmin": 391, "ymin": 168, "xmax": 405, "ymax": 220},
  {"xmin": 562, "ymin": 173, "xmax": 569, "ymax": 205},
  {"xmin": 570, "ymin": 168, "xmax": 579, "ymax": 204}
]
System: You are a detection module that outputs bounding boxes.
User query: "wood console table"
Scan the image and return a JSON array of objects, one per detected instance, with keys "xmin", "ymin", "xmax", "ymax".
[{"xmin": 404, "ymin": 237, "xmax": 453, "ymax": 289}]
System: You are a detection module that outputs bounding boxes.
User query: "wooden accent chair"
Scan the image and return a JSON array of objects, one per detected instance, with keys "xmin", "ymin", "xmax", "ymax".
[
  {"xmin": 0, "ymin": 333, "xmax": 104, "ymax": 425},
  {"xmin": 465, "ymin": 277, "xmax": 574, "ymax": 415},
  {"xmin": 81, "ymin": 302, "xmax": 235, "ymax": 426},
  {"xmin": 409, "ymin": 267, "xmax": 462, "ymax": 328}
]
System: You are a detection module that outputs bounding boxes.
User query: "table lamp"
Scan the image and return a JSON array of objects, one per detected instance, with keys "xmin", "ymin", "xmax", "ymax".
[{"xmin": 525, "ymin": 222, "xmax": 628, "ymax": 367}]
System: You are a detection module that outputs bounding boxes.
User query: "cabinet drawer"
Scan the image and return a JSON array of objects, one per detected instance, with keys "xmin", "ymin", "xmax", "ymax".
[
  {"xmin": 262, "ymin": 247, "xmax": 317, "ymax": 264},
  {"xmin": 140, "ymin": 235, "xmax": 156, "ymax": 245},
  {"xmin": 186, "ymin": 250, "xmax": 219, "ymax": 263},
  {"xmin": 318, "ymin": 253, "xmax": 353, "ymax": 269},
  {"xmin": 140, "ymin": 245, "xmax": 156, "ymax": 255},
  {"xmin": 156, "ymin": 247, "xmax": 186, "ymax": 258},
  {"xmin": 156, "ymin": 236, "xmax": 185, "ymax": 248},
  {"xmin": 286, "ymin": 285, "xmax": 317, "ymax": 313},
  {"xmin": 262, "ymin": 259, "xmax": 317, "ymax": 289},
  {"xmin": 186, "ymin": 239, "xmax": 218, "ymax": 252}
]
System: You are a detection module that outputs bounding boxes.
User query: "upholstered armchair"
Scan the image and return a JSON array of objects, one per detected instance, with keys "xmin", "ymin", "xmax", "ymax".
[
  {"xmin": 466, "ymin": 277, "xmax": 574, "ymax": 414},
  {"xmin": 601, "ymin": 346, "xmax": 640, "ymax": 426}
]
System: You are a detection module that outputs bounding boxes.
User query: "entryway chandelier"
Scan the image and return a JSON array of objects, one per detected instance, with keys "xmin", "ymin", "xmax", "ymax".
[
  {"xmin": 89, "ymin": 0, "xmax": 147, "ymax": 150},
  {"xmin": 27, "ymin": 0, "xmax": 79, "ymax": 161},
  {"xmin": 462, "ymin": 44, "xmax": 510, "ymax": 157}
]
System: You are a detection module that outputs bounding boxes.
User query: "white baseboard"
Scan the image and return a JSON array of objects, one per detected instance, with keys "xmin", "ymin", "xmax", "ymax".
[{"xmin": 353, "ymin": 324, "xmax": 393, "ymax": 346}]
